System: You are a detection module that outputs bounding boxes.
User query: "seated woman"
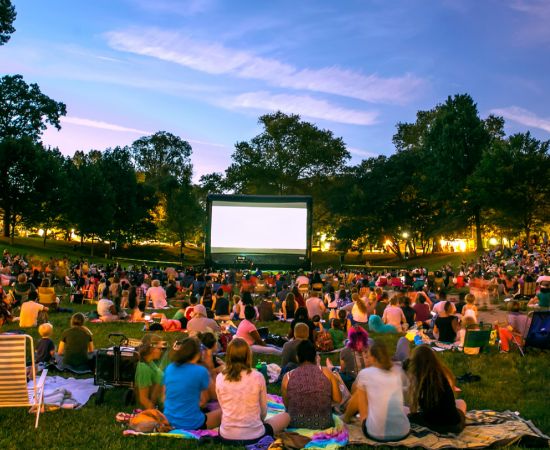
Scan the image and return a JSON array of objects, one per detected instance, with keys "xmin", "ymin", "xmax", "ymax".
[
  {"xmin": 407, "ymin": 345, "xmax": 466, "ymax": 434},
  {"xmin": 236, "ymin": 306, "xmax": 282, "ymax": 355},
  {"xmin": 332, "ymin": 326, "xmax": 373, "ymax": 390},
  {"xmin": 163, "ymin": 337, "xmax": 222, "ymax": 430},
  {"xmin": 97, "ymin": 287, "xmax": 121, "ymax": 322},
  {"xmin": 135, "ymin": 334, "xmax": 166, "ymax": 410},
  {"xmin": 216, "ymin": 338, "xmax": 290, "ymax": 445},
  {"xmin": 282, "ymin": 292, "xmax": 298, "ymax": 321},
  {"xmin": 57, "ymin": 313, "xmax": 95, "ymax": 372},
  {"xmin": 368, "ymin": 314, "xmax": 397, "ymax": 333},
  {"xmin": 281, "ymin": 340, "xmax": 341, "ymax": 429},
  {"xmin": 342, "ymin": 340, "xmax": 410, "ymax": 442},
  {"xmin": 351, "ymin": 293, "xmax": 369, "ymax": 327},
  {"xmin": 382, "ymin": 296, "xmax": 408, "ymax": 332},
  {"xmin": 528, "ymin": 280, "xmax": 550, "ymax": 308},
  {"xmin": 434, "ymin": 301, "xmax": 459, "ymax": 343},
  {"xmin": 497, "ymin": 300, "xmax": 531, "ymax": 353},
  {"xmin": 288, "ymin": 307, "xmax": 315, "ymax": 341}
]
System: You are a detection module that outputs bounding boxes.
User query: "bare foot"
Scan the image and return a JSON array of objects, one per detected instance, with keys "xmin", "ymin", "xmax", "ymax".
[{"xmin": 326, "ymin": 357, "xmax": 334, "ymax": 369}]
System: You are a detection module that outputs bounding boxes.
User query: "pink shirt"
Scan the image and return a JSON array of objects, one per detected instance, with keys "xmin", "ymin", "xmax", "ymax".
[
  {"xmin": 236, "ymin": 319, "xmax": 258, "ymax": 346},
  {"xmin": 382, "ymin": 305, "xmax": 406, "ymax": 332}
]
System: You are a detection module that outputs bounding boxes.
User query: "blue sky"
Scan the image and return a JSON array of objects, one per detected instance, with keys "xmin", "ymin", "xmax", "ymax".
[{"xmin": 2, "ymin": 0, "xmax": 549, "ymax": 179}]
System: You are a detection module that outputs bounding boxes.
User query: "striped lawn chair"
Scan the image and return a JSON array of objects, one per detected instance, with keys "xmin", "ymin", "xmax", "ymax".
[{"xmin": 0, "ymin": 334, "xmax": 48, "ymax": 427}]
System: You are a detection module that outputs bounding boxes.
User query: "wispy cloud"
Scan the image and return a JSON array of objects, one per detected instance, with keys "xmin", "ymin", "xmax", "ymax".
[
  {"xmin": 507, "ymin": 0, "xmax": 550, "ymax": 44},
  {"xmin": 490, "ymin": 106, "xmax": 550, "ymax": 134},
  {"xmin": 220, "ymin": 91, "xmax": 378, "ymax": 126},
  {"xmin": 62, "ymin": 116, "xmax": 151, "ymax": 134},
  {"xmin": 348, "ymin": 147, "xmax": 380, "ymax": 158},
  {"xmin": 128, "ymin": 0, "xmax": 215, "ymax": 16},
  {"xmin": 105, "ymin": 28, "xmax": 424, "ymax": 104}
]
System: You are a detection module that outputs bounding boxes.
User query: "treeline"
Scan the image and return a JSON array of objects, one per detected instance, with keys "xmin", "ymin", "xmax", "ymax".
[{"xmin": 1, "ymin": 72, "xmax": 549, "ymax": 259}]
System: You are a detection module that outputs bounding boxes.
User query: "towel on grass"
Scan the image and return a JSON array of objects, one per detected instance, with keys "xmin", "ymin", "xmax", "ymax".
[
  {"xmin": 347, "ymin": 410, "xmax": 550, "ymax": 449},
  {"xmin": 27, "ymin": 375, "xmax": 98, "ymax": 410}
]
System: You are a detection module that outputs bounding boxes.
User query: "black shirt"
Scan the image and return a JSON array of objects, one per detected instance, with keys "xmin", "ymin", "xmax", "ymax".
[
  {"xmin": 36, "ymin": 338, "xmax": 55, "ymax": 363},
  {"xmin": 435, "ymin": 315, "xmax": 457, "ymax": 343}
]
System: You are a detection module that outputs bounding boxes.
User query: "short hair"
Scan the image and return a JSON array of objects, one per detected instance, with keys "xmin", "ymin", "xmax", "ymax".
[
  {"xmin": 244, "ymin": 305, "xmax": 256, "ymax": 320},
  {"xmin": 17, "ymin": 273, "xmax": 27, "ymax": 283},
  {"xmin": 297, "ymin": 339, "xmax": 317, "ymax": 364},
  {"xmin": 152, "ymin": 279, "xmax": 160, "ymax": 287},
  {"xmin": 170, "ymin": 337, "xmax": 200, "ymax": 365},
  {"xmin": 465, "ymin": 294, "xmax": 476, "ymax": 304},
  {"xmin": 294, "ymin": 322, "xmax": 309, "ymax": 339},
  {"xmin": 38, "ymin": 322, "xmax": 53, "ymax": 338},
  {"xmin": 71, "ymin": 312, "xmax": 85, "ymax": 327},
  {"xmin": 198, "ymin": 331, "xmax": 217, "ymax": 349}
]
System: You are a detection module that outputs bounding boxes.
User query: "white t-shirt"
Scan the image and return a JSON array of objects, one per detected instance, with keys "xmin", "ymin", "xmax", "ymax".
[
  {"xmin": 296, "ymin": 275, "xmax": 310, "ymax": 286},
  {"xmin": 216, "ymin": 369, "xmax": 267, "ymax": 440},
  {"xmin": 19, "ymin": 301, "xmax": 44, "ymax": 327},
  {"xmin": 306, "ymin": 296, "xmax": 325, "ymax": 319},
  {"xmin": 356, "ymin": 365, "xmax": 409, "ymax": 441},
  {"xmin": 352, "ymin": 300, "xmax": 369, "ymax": 323},
  {"xmin": 97, "ymin": 298, "xmax": 114, "ymax": 317}
]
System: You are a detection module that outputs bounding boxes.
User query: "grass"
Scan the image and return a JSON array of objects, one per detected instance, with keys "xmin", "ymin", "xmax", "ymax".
[{"xmin": 0, "ymin": 298, "xmax": 549, "ymax": 450}]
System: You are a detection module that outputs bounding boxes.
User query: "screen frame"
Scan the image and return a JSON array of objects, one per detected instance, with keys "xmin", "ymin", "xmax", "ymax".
[{"xmin": 205, "ymin": 194, "xmax": 313, "ymax": 269}]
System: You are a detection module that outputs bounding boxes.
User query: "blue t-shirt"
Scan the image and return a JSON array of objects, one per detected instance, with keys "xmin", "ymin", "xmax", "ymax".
[{"xmin": 163, "ymin": 363, "xmax": 209, "ymax": 429}]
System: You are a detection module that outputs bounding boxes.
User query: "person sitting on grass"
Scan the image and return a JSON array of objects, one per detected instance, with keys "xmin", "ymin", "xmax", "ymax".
[
  {"xmin": 329, "ymin": 318, "xmax": 346, "ymax": 349},
  {"xmin": 36, "ymin": 322, "xmax": 55, "ymax": 365},
  {"xmin": 342, "ymin": 340, "xmax": 410, "ymax": 442},
  {"xmin": 216, "ymin": 338, "xmax": 290, "ymax": 445},
  {"xmin": 146, "ymin": 279, "xmax": 167, "ymax": 309},
  {"xmin": 186, "ymin": 304, "xmax": 220, "ymax": 335},
  {"xmin": 135, "ymin": 334, "xmax": 166, "ymax": 410},
  {"xmin": 236, "ymin": 305, "xmax": 282, "ymax": 355},
  {"xmin": 528, "ymin": 280, "xmax": 550, "ymax": 308},
  {"xmin": 462, "ymin": 294, "xmax": 478, "ymax": 322},
  {"xmin": 332, "ymin": 325, "xmax": 373, "ymax": 390},
  {"xmin": 57, "ymin": 312, "xmax": 95, "ymax": 372},
  {"xmin": 97, "ymin": 287, "xmax": 123, "ymax": 322},
  {"xmin": 407, "ymin": 345, "xmax": 466, "ymax": 434},
  {"xmin": 351, "ymin": 292, "xmax": 369, "ymax": 327},
  {"xmin": 280, "ymin": 322, "xmax": 310, "ymax": 376},
  {"xmin": 368, "ymin": 314, "xmax": 397, "ymax": 334},
  {"xmin": 497, "ymin": 300, "xmax": 531, "ymax": 353},
  {"xmin": 19, "ymin": 291, "xmax": 48, "ymax": 328},
  {"xmin": 281, "ymin": 340, "xmax": 341, "ymax": 430},
  {"xmin": 434, "ymin": 301, "xmax": 459, "ymax": 343},
  {"xmin": 288, "ymin": 306, "xmax": 315, "ymax": 342},
  {"xmin": 383, "ymin": 296, "xmax": 408, "ymax": 332},
  {"xmin": 163, "ymin": 337, "xmax": 222, "ymax": 430}
]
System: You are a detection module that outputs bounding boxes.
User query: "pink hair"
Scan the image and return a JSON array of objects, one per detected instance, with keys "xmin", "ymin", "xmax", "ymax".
[{"xmin": 347, "ymin": 326, "xmax": 369, "ymax": 352}]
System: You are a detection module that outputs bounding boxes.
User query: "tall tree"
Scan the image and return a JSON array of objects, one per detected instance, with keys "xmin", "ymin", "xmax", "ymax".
[
  {"xmin": 0, "ymin": 75, "xmax": 66, "ymax": 141},
  {"xmin": 224, "ymin": 111, "xmax": 350, "ymax": 195},
  {"xmin": 0, "ymin": 0, "xmax": 16, "ymax": 45}
]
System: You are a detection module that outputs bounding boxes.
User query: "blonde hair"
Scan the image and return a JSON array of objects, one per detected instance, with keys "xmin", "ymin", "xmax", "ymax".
[
  {"xmin": 38, "ymin": 322, "xmax": 53, "ymax": 338},
  {"xmin": 152, "ymin": 279, "xmax": 161, "ymax": 287},
  {"xmin": 352, "ymin": 292, "xmax": 368, "ymax": 314},
  {"xmin": 223, "ymin": 338, "xmax": 252, "ymax": 382},
  {"xmin": 390, "ymin": 295, "xmax": 399, "ymax": 306},
  {"xmin": 465, "ymin": 294, "xmax": 476, "ymax": 305}
]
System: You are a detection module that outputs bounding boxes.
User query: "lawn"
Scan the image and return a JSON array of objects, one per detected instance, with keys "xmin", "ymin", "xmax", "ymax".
[{"xmin": 0, "ymin": 298, "xmax": 548, "ymax": 450}]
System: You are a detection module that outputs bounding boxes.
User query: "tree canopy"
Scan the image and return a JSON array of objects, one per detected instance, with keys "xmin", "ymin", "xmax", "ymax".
[{"xmin": 0, "ymin": 0, "xmax": 16, "ymax": 45}]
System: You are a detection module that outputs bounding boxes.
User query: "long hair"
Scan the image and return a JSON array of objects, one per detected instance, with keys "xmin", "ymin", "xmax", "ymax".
[
  {"xmin": 285, "ymin": 292, "xmax": 296, "ymax": 314},
  {"xmin": 407, "ymin": 344, "xmax": 455, "ymax": 413},
  {"xmin": 222, "ymin": 338, "xmax": 252, "ymax": 382},
  {"xmin": 138, "ymin": 333, "xmax": 163, "ymax": 361},
  {"xmin": 352, "ymin": 293, "xmax": 368, "ymax": 315}
]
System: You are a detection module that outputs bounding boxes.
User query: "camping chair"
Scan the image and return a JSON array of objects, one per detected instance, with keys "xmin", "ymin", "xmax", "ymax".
[
  {"xmin": 298, "ymin": 284, "xmax": 309, "ymax": 299},
  {"xmin": 463, "ymin": 323, "xmax": 493, "ymax": 354},
  {"xmin": 38, "ymin": 287, "xmax": 57, "ymax": 308},
  {"xmin": 0, "ymin": 334, "xmax": 48, "ymax": 428}
]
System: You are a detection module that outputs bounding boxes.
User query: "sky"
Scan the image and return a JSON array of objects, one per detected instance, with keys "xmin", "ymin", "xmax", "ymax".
[{"xmin": 1, "ymin": 0, "xmax": 550, "ymax": 180}]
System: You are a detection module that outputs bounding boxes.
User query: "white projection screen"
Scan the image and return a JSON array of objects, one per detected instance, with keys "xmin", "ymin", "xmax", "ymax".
[{"xmin": 206, "ymin": 195, "xmax": 312, "ymax": 269}]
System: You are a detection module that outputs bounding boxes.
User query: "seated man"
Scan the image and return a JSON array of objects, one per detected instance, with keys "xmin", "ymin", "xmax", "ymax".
[
  {"xmin": 12, "ymin": 273, "xmax": 36, "ymax": 306},
  {"xmin": 280, "ymin": 322, "xmax": 310, "ymax": 374},
  {"xmin": 146, "ymin": 279, "xmax": 168, "ymax": 309},
  {"xmin": 186, "ymin": 304, "xmax": 220, "ymax": 335},
  {"xmin": 19, "ymin": 292, "xmax": 48, "ymax": 327}
]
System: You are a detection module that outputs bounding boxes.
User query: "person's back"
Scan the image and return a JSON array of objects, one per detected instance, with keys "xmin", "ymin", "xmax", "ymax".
[
  {"xmin": 286, "ymin": 363, "xmax": 333, "ymax": 429},
  {"xmin": 61, "ymin": 326, "xmax": 92, "ymax": 368},
  {"xmin": 258, "ymin": 298, "xmax": 275, "ymax": 321},
  {"xmin": 306, "ymin": 295, "xmax": 324, "ymax": 319},
  {"xmin": 19, "ymin": 300, "xmax": 45, "ymax": 327},
  {"xmin": 215, "ymin": 295, "xmax": 230, "ymax": 317}
]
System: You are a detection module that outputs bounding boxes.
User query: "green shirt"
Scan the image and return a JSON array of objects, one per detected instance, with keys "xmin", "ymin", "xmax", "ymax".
[
  {"xmin": 135, "ymin": 361, "xmax": 163, "ymax": 388},
  {"xmin": 172, "ymin": 310, "xmax": 185, "ymax": 320},
  {"xmin": 329, "ymin": 328, "xmax": 345, "ymax": 349},
  {"xmin": 61, "ymin": 326, "xmax": 92, "ymax": 368}
]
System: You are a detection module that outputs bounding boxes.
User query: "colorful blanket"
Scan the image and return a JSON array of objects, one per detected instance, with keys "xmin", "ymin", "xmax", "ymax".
[{"xmin": 347, "ymin": 410, "xmax": 550, "ymax": 449}]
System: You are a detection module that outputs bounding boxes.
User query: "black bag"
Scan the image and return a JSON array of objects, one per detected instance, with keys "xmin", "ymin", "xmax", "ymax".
[{"xmin": 72, "ymin": 293, "xmax": 84, "ymax": 304}]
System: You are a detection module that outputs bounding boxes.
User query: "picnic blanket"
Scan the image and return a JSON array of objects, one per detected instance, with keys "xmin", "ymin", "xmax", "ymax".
[
  {"xmin": 28, "ymin": 375, "xmax": 98, "ymax": 410},
  {"xmin": 347, "ymin": 410, "xmax": 550, "ymax": 448}
]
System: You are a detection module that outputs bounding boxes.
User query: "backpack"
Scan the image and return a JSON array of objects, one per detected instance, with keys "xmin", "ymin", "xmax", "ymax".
[
  {"xmin": 315, "ymin": 330, "xmax": 334, "ymax": 352},
  {"xmin": 129, "ymin": 409, "xmax": 172, "ymax": 433}
]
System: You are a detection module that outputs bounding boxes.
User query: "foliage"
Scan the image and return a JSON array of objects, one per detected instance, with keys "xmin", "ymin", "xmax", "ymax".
[
  {"xmin": 0, "ymin": 75, "xmax": 66, "ymax": 141},
  {"xmin": 0, "ymin": 0, "xmax": 16, "ymax": 45}
]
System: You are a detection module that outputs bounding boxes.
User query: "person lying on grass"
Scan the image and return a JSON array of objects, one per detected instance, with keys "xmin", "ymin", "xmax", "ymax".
[
  {"xmin": 216, "ymin": 338, "xmax": 290, "ymax": 445},
  {"xmin": 135, "ymin": 334, "xmax": 166, "ymax": 410},
  {"xmin": 163, "ymin": 337, "xmax": 222, "ymax": 430}
]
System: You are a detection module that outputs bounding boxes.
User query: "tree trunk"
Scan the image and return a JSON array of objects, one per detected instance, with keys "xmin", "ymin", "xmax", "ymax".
[
  {"xmin": 474, "ymin": 207, "xmax": 483, "ymax": 252},
  {"xmin": 3, "ymin": 207, "xmax": 10, "ymax": 237},
  {"xmin": 80, "ymin": 234, "xmax": 84, "ymax": 247},
  {"xmin": 91, "ymin": 234, "xmax": 95, "ymax": 257},
  {"xmin": 180, "ymin": 237, "xmax": 185, "ymax": 264},
  {"xmin": 43, "ymin": 229, "xmax": 47, "ymax": 247}
]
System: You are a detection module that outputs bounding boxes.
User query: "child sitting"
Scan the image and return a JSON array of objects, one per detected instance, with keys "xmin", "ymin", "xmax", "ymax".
[
  {"xmin": 329, "ymin": 318, "xmax": 346, "ymax": 349},
  {"xmin": 457, "ymin": 316, "xmax": 480, "ymax": 354},
  {"xmin": 36, "ymin": 322, "xmax": 55, "ymax": 365},
  {"xmin": 462, "ymin": 294, "xmax": 478, "ymax": 322}
]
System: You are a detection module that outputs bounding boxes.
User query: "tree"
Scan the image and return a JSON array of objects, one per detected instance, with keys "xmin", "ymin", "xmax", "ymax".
[
  {"xmin": 472, "ymin": 132, "xmax": 550, "ymax": 242},
  {"xmin": 224, "ymin": 111, "xmax": 350, "ymax": 195},
  {"xmin": 0, "ymin": 0, "xmax": 16, "ymax": 45},
  {"xmin": 0, "ymin": 138, "xmax": 45, "ymax": 239},
  {"xmin": 165, "ymin": 182, "xmax": 203, "ymax": 262},
  {"xmin": 0, "ymin": 75, "xmax": 66, "ymax": 141}
]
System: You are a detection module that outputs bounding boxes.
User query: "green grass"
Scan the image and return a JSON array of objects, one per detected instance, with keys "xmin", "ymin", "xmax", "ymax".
[{"xmin": 0, "ymin": 298, "xmax": 549, "ymax": 449}]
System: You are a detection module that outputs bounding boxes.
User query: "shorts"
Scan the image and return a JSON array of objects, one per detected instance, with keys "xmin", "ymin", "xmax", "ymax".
[
  {"xmin": 362, "ymin": 420, "xmax": 409, "ymax": 442},
  {"xmin": 219, "ymin": 423, "xmax": 274, "ymax": 445}
]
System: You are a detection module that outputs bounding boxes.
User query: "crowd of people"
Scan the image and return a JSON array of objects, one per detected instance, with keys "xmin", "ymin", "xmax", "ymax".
[{"xmin": 0, "ymin": 241, "xmax": 549, "ymax": 443}]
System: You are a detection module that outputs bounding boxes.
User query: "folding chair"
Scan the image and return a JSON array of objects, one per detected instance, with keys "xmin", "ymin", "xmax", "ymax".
[
  {"xmin": 0, "ymin": 334, "xmax": 48, "ymax": 428},
  {"xmin": 463, "ymin": 324, "xmax": 493, "ymax": 354}
]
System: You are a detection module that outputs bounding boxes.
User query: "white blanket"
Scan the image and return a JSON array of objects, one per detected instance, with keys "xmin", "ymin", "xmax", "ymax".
[{"xmin": 28, "ymin": 375, "xmax": 99, "ymax": 409}]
